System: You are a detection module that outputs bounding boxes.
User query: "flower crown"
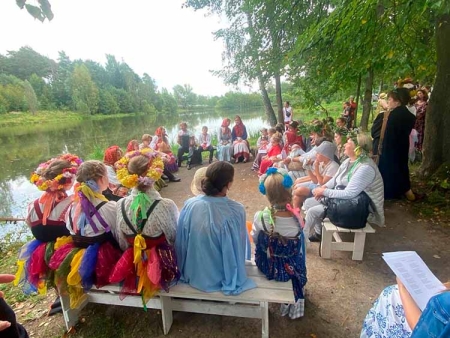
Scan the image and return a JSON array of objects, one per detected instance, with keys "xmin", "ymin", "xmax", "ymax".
[
  {"xmin": 259, "ymin": 167, "xmax": 293, "ymax": 195},
  {"xmin": 346, "ymin": 129, "xmax": 369, "ymax": 159},
  {"xmin": 116, "ymin": 149, "xmax": 164, "ymax": 189},
  {"xmin": 30, "ymin": 154, "xmax": 82, "ymax": 192}
]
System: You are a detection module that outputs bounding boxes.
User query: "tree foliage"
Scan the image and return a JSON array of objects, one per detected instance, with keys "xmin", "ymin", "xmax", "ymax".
[
  {"xmin": 16, "ymin": 0, "xmax": 54, "ymax": 22},
  {"xmin": 23, "ymin": 80, "xmax": 38, "ymax": 114},
  {"xmin": 0, "ymin": 47, "xmax": 262, "ymax": 115}
]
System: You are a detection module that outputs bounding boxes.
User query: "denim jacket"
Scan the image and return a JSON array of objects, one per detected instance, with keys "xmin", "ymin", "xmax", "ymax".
[{"xmin": 412, "ymin": 291, "xmax": 450, "ymax": 337}]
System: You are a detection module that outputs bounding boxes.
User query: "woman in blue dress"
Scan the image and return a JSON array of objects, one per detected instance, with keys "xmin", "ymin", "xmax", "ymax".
[
  {"xmin": 217, "ymin": 118, "xmax": 232, "ymax": 162},
  {"xmin": 175, "ymin": 161, "xmax": 255, "ymax": 295}
]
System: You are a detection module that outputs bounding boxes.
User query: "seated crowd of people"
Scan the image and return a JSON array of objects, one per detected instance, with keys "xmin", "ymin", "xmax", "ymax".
[{"xmin": 2, "ymin": 88, "xmax": 447, "ymax": 338}]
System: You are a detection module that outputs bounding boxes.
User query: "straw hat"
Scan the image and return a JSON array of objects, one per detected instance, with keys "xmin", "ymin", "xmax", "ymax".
[{"xmin": 190, "ymin": 167, "xmax": 208, "ymax": 196}]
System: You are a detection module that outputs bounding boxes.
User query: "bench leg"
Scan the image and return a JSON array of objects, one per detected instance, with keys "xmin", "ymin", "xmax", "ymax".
[
  {"xmin": 160, "ymin": 296, "xmax": 173, "ymax": 335},
  {"xmin": 320, "ymin": 227, "xmax": 333, "ymax": 259},
  {"xmin": 260, "ymin": 301, "xmax": 269, "ymax": 338},
  {"xmin": 352, "ymin": 232, "xmax": 366, "ymax": 260},
  {"xmin": 60, "ymin": 294, "xmax": 85, "ymax": 331}
]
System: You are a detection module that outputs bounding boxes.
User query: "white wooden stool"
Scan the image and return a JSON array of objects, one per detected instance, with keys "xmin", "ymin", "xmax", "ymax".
[{"xmin": 320, "ymin": 220, "xmax": 375, "ymax": 260}]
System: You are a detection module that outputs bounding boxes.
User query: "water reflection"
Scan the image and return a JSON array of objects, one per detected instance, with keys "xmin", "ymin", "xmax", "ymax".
[{"xmin": 0, "ymin": 110, "xmax": 267, "ymax": 225}]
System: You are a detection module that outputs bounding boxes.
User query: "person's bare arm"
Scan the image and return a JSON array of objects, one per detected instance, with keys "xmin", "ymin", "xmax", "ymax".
[{"xmin": 397, "ymin": 278, "xmax": 422, "ymax": 330}]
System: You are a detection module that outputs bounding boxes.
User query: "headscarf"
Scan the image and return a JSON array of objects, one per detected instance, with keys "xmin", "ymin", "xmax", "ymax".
[
  {"xmin": 126, "ymin": 140, "xmax": 139, "ymax": 152},
  {"xmin": 233, "ymin": 115, "xmax": 245, "ymax": 137},
  {"xmin": 103, "ymin": 146, "xmax": 122, "ymax": 166},
  {"xmin": 221, "ymin": 118, "xmax": 231, "ymax": 135}
]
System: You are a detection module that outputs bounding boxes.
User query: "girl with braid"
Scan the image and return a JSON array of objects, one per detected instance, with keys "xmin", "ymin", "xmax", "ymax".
[{"xmin": 48, "ymin": 160, "xmax": 121, "ymax": 309}]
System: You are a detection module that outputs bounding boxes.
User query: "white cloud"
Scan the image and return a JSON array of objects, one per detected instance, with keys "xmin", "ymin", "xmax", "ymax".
[{"xmin": 0, "ymin": 0, "xmax": 238, "ymax": 96}]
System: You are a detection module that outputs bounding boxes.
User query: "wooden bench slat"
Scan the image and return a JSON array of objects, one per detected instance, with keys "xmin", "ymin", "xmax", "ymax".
[
  {"xmin": 170, "ymin": 299, "xmax": 262, "ymax": 319},
  {"xmin": 167, "ymin": 283, "xmax": 295, "ymax": 304}
]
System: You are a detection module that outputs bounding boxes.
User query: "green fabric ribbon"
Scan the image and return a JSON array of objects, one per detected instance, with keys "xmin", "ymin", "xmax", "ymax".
[{"xmin": 130, "ymin": 192, "xmax": 152, "ymax": 226}]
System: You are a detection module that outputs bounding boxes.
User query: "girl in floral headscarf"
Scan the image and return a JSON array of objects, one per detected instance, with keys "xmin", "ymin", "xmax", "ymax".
[
  {"xmin": 15, "ymin": 154, "xmax": 82, "ymax": 313},
  {"xmin": 109, "ymin": 149, "xmax": 180, "ymax": 307}
]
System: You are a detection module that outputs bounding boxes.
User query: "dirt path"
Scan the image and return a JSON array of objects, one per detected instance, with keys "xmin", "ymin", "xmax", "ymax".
[{"xmin": 14, "ymin": 162, "xmax": 450, "ymax": 338}]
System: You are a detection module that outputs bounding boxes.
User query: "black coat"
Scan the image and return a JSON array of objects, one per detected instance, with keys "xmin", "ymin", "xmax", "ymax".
[{"xmin": 374, "ymin": 106, "xmax": 416, "ymax": 199}]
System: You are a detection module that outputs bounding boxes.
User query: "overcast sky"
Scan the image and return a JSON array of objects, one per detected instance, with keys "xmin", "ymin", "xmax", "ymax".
[{"xmin": 0, "ymin": 0, "xmax": 240, "ymax": 96}]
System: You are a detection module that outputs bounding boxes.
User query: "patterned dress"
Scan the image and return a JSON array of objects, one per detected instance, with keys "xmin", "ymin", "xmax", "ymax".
[
  {"xmin": 360, "ymin": 285, "xmax": 413, "ymax": 338},
  {"xmin": 414, "ymin": 101, "xmax": 427, "ymax": 151}
]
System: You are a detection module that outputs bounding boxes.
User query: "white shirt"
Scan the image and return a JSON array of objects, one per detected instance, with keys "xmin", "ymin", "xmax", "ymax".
[
  {"xmin": 283, "ymin": 106, "xmax": 293, "ymax": 123},
  {"xmin": 251, "ymin": 211, "xmax": 301, "ymax": 243},
  {"xmin": 114, "ymin": 188, "xmax": 179, "ymax": 251},
  {"xmin": 198, "ymin": 133, "xmax": 212, "ymax": 147},
  {"xmin": 27, "ymin": 195, "xmax": 72, "ymax": 226},
  {"xmin": 66, "ymin": 198, "xmax": 118, "ymax": 237}
]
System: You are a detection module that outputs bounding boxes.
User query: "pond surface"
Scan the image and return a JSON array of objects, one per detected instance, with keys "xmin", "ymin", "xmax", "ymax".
[{"xmin": 0, "ymin": 109, "xmax": 268, "ymax": 236}]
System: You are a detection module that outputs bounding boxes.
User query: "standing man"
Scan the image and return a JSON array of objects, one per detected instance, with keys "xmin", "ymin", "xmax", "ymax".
[{"xmin": 283, "ymin": 101, "xmax": 293, "ymax": 129}]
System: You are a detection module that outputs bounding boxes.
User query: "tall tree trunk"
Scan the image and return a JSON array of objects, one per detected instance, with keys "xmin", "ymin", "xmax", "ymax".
[
  {"xmin": 360, "ymin": 68, "xmax": 374, "ymax": 131},
  {"xmin": 258, "ymin": 75, "xmax": 277, "ymax": 126},
  {"xmin": 419, "ymin": 14, "xmax": 450, "ymax": 177},
  {"xmin": 275, "ymin": 73, "xmax": 283, "ymax": 124},
  {"xmin": 246, "ymin": 11, "xmax": 277, "ymax": 126},
  {"xmin": 354, "ymin": 73, "xmax": 362, "ymax": 126}
]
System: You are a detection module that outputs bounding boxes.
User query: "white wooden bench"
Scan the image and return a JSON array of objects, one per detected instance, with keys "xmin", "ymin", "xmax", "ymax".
[
  {"xmin": 60, "ymin": 262, "xmax": 294, "ymax": 338},
  {"xmin": 320, "ymin": 220, "xmax": 376, "ymax": 260}
]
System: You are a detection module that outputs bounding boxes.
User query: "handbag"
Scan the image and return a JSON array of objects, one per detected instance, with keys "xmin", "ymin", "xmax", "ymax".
[{"xmin": 322, "ymin": 186, "xmax": 370, "ymax": 229}]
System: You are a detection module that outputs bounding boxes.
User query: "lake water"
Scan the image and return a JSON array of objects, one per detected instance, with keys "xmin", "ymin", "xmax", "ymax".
[{"xmin": 0, "ymin": 109, "xmax": 268, "ymax": 237}]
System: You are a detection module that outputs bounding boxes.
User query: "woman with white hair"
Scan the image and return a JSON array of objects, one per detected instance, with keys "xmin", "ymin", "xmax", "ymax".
[{"xmin": 304, "ymin": 132, "xmax": 385, "ymax": 242}]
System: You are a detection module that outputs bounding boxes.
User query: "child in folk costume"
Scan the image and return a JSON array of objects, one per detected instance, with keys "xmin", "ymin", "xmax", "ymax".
[
  {"xmin": 252, "ymin": 128, "xmax": 270, "ymax": 171},
  {"xmin": 139, "ymin": 134, "xmax": 152, "ymax": 150},
  {"xmin": 109, "ymin": 149, "xmax": 180, "ymax": 307},
  {"xmin": 259, "ymin": 134, "xmax": 283, "ymax": 175},
  {"xmin": 151, "ymin": 126, "xmax": 178, "ymax": 173},
  {"xmin": 48, "ymin": 161, "xmax": 122, "ymax": 309},
  {"xmin": 283, "ymin": 121, "xmax": 305, "ymax": 153},
  {"xmin": 126, "ymin": 140, "xmax": 139, "ymax": 152},
  {"xmin": 251, "ymin": 168, "xmax": 307, "ymax": 319},
  {"xmin": 197, "ymin": 126, "xmax": 215, "ymax": 164},
  {"xmin": 15, "ymin": 154, "xmax": 82, "ymax": 303}
]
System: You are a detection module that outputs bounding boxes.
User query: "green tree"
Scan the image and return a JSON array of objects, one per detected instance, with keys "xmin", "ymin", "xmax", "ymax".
[
  {"xmin": 160, "ymin": 88, "xmax": 178, "ymax": 114},
  {"xmin": 173, "ymin": 84, "xmax": 197, "ymax": 109},
  {"xmin": 98, "ymin": 88, "xmax": 119, "ymax": 115},
  {"xmin": 23, "ymin": 80, "xmax": 38, "ymax": 114},
  {"xmin": 51, "ymin": 51, "xmax": 73, "ymax": 109},
  {"xmin": 71, "ymin": 64, "xmax": 99, "ymax": 114},
  {"xmin": 0, "ymin": 46, "xmax": 54, "ymax": 80}
]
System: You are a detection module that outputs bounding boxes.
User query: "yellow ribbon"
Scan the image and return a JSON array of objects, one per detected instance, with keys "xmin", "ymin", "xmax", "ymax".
[
  {"xmin": 67, "ymin": 249, "xmax": 86, "ymax": 286},
  {"xmin": 14, "ymin": 260, "xmax": 25, "ymax": 286},
  {"xmin": 133, "ymin": 234, "xmax": 147, "ymax": 265},
  {"xmin": 76, "ymin": 183, "xmax": 108, "ymax": 202},
  {"xmin": 54, "ymin": 236, "xmax": 73, "ymax": 250},
  {"xmin": 37, "ymin": 280, "xmax": 47, "ymax": 295}
]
